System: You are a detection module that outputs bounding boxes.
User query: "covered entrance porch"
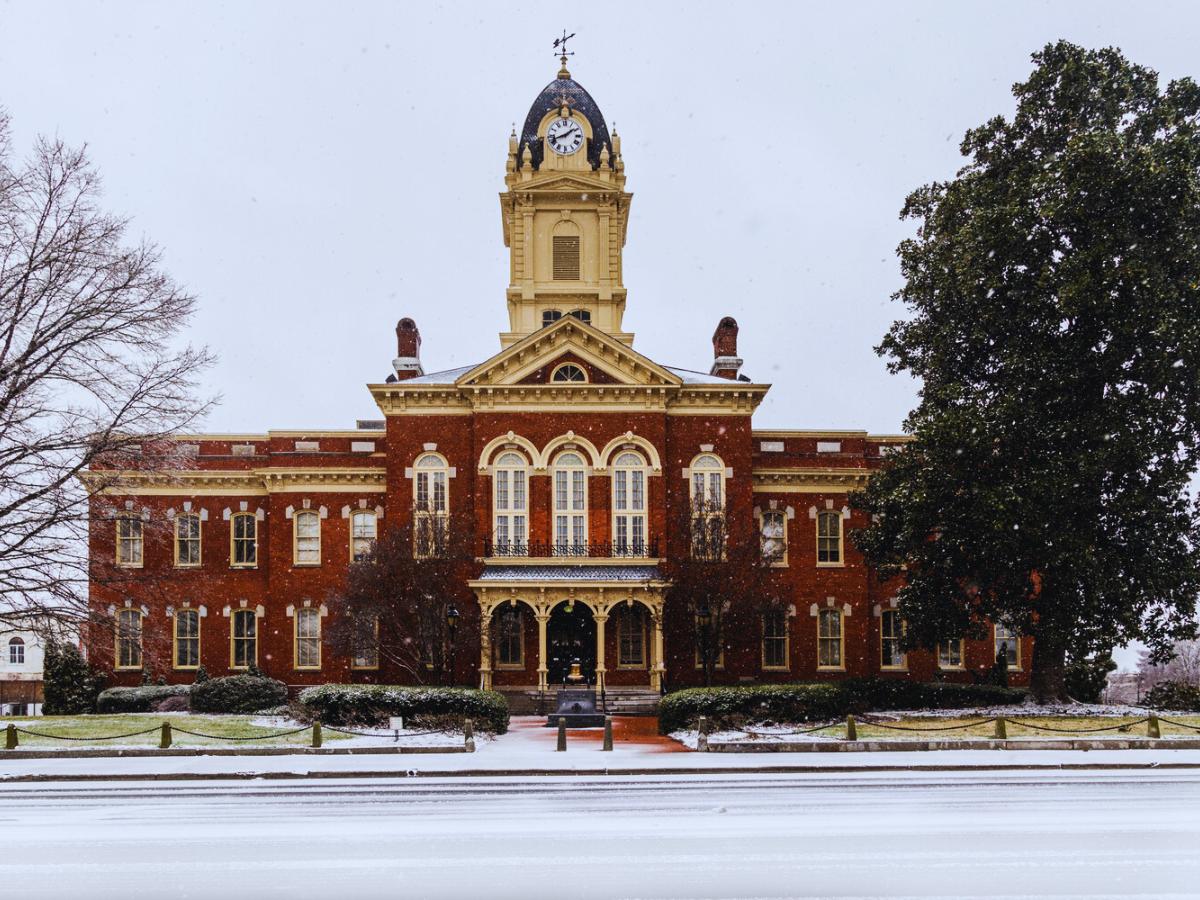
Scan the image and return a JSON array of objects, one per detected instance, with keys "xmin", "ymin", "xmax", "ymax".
[{"xmin": 470, "ymin": 564, "xmax": 669, "ymax": 694}]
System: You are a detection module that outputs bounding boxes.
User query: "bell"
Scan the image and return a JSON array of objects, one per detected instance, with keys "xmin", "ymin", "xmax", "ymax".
[{"xmin": 566, "ymin": 658, "xmax": 584, "ymax": 682}]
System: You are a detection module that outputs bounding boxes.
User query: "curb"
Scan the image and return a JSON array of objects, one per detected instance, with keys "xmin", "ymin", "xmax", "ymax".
[
  {"xmin": 706, "ymin": 738, "xmax": 1200, "ymax": 752},
  {"xmin": 3, "ymin": 761, "xmax": 1200, "ymax": 783},
  {"xmin": 0, "ymin": 745, "xmax": 466, "ymax": 760}
]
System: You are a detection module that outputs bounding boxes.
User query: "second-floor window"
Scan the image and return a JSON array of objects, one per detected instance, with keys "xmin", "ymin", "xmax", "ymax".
[
  {"xmin": 817, "ymin": 510, "xmax": 842, "ymax": 565},
  {"xmin": 493, "ymin": 452, "xmax": 528, "ymax": 553},
  {"xmin": 174, "ymin": 609, "xmax": 200, "ymax": 669},
  {"xmin": 116, "ymin": 516, "xmax": 143, "ymax": 567},
  {"xmin": 612, "ymin": 451, "xmax": 647, "ymax": 556},
  {"xmin": 414, "ymin": 453, "xmax": 448, "ymax": 556},
  {"xmin": 350, "ymin": 511, "xmax": 378, "ymax": 562},
  {"xmin": 8, "ymin": 637, "xmax": 25, "ymax": 665},
  {"xmin": 231, "ymin": 513, "xmax": 257, "ymax": 567},
  {"xmin": 689, "ymin": 454, "xmax": 725, "ymax": 558},
  {"xmin": 116, "ymin": 609, "xmax": 143, "ymax": 669},
  {"xmin": 294, "ymin": 511, "xmax": 320, "ymax": 566},
  {"xmin": 553, "ymin": 451, "xmax": 587, "ymax": 554},
  {"xmin": 760, "ymin": 510, "xmax": 787, "ymax": 563},
  {"xmin": 174, "ymin": 513, "xmax": 201, "ymax": 567}
]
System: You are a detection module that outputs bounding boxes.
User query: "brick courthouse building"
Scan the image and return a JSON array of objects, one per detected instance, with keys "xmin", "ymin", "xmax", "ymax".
[{"xmin": 86, "ymin": 59, "xmax": 1026, "ymax": 700}]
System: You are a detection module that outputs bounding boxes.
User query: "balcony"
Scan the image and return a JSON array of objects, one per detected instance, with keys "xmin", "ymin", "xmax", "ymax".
[{"xmin": 481, "ymin": 538, "xmax": 660, "ymax": 560}]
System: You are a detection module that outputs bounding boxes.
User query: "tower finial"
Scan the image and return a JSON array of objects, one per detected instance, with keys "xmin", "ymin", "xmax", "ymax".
[{"xmin": 552, "ymin": 29, "xmax": 575, "ymax": 78}]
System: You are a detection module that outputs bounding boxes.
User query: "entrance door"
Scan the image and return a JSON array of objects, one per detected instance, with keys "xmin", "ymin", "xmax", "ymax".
[{"xmin": 546, "ymin": 602, "xmax": 596, "ymax": 686}]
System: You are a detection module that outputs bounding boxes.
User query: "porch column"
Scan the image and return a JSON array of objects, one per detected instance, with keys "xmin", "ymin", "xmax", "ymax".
[
  {"xmin": 535, "ymin": 613, "xmax": 550, "ymax": 692},
  {"xmin": 479, "ymin": 609, "xmax": 493, "ymax": 691},
  {"xmin": 650, "ymin": 607, "xmax": 665, "ymax": 692},
  {"xmin": 593, "ymin": 611, "xmax": 609, "ymax": 695}
]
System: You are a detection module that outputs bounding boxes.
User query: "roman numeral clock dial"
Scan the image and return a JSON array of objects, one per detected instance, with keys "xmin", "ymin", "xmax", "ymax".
[{"xmin": 547, "ymin": 116, "xmax": 584, "ymax": 155}]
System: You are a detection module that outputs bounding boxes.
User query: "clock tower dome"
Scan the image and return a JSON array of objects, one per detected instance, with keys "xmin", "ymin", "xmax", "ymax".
[{"xmin": 499, "ymin": 54, "xmax": 632, "ymax": 347}]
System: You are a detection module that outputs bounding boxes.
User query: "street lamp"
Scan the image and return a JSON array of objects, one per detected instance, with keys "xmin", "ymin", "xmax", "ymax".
[
  {"xmin": 696, "ymin": 599, "xmax": 712, "ymax": 688},
  {"xmin": 445, "ymin": 605, "xmax": 460, "ymax": 685}
]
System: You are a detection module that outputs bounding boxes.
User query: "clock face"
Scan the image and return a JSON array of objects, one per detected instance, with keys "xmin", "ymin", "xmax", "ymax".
[{"xmin": 547, "ymin": 117, "xmax": 584, "ymax": 155}]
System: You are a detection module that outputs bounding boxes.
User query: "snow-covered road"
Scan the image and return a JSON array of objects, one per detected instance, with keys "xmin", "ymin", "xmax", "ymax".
[{"xmin": 1, "ymin": 769, "xmax": 1197, "ymax": 899}]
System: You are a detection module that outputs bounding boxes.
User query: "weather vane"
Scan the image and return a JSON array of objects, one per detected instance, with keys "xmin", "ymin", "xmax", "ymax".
[{"xmin": 553, "ymin": 30, "xmax": 576, "ymax": 68}]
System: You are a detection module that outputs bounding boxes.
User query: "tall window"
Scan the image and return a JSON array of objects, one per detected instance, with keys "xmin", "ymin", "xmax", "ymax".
[
  {"xmin": 414, "ymin": 453, "xmax": 449, "ymax": 556},
  {"xmin": 493, "ymin": 452, "xmax": 528, "ymax": 554},
  {"xmin": 295, "ymin": 608, "xmax": 321, "ymax": 669},
  {"xmin": 8, "ymin": 637, "xmax": 24, "ymax": 665},
  {"xmin": 351, "ymin": 616, "xmax": 380, "ymax": 670},
  {"xmin": 762, "ymin": 610, "xmax": 789, "ymax": 669},
  {"xmin": 760, "ymin": 510, "xmax": 787, "ymax": 563},
  {"xmin": 495, "ymin": 606, "xmax": 524, "ymax": 667},
  {"xmin": 116, "ymin": 609, "xmax": 143, "ymax": 669},
  {"xmin": 174, "ymin": 513, "xmax": 201, "ymax": 567},
  {"xmin": 552, "ymin": 235, "xmax": 580, "ymax": 280},
  {"xmin": 817, "ymin": 609, "xmax": 843, "ymax": 669},
  {"xmin": 994, "ymin": 624, "xmax": 1020, "ymax": 668},
  {"xmin": 553, "ymin": 451, "xmax": 587, "ymax": 554},
  {"xmin": 690, "ymin": 454, "xmax": 725, "ymax": 558},
  {"xmin": 937, "ymin": 639, "xmax": 964, "ymax": 669},
  {"xmin": 116, "ymin": 516, "xmax": 143, "ymax": 567},
  {"xmin": 350, "ymin": 511, "xmax": 378, "ymax": 562},
  {"xmin": 231, "ymin": 609, "xmax": 257, "ymax": 669},
  {"xmin": 174, "ymin": 609, "xmax": 200, "ymax": 669},
  {"xmin": 616, "ymin": 605, "xmax": 646, "ymax": 667},
  {"xmin": 231, "ymin": 513, "xmax": 257, "ymax": 567},
  {"xmin": 817, "ymin": 510, "xmax": 842, "ymax": 565},
  {"xmin": 880, "ymin": 610, "xmax": 906, "ymax": 669},
  {"xmin": 612, "ymin": 451, "xmax": 647, "ymax": 556},
  {"xmin": 294, "ymin": 511, "xmax": 321, "ymax": 565}
]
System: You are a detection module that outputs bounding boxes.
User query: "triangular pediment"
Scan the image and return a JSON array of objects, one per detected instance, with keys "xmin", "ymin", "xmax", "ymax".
[
  {"xmin": 524, "ymin": 174, "xmax": 610, "ymax": 193},
  {"xmin": 457, "ymin": 318, "xmax": 682, "ymax": 389}
]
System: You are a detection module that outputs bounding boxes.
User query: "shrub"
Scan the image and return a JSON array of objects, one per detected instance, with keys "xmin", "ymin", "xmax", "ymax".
[
  {"xmin": 96, "ymin": 684, "xmax": 191, "ymax": 714},
  {"xmin": 1144, "ymin": 680, "xmax": 1200, "ymax": 711},
  {"xmin": 42, "ymin": 640, "xmax": 104, "ymax": 715},
  {"xmin": 190, "ymin": 674, "xmax": 288, "ymax": 714},
  {"xmin": 1065, "ymin": 653, "xmax": 1118, "ymax": 703},
  {"xmin": 297, "ymin": 685, "xmax": 509, "ymax": 734},
  {"xmin": 658, "ymin": 679, "xmax": 1029, "ymax": 733}
]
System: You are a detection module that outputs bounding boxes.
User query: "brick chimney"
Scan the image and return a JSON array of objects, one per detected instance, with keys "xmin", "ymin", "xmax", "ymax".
[
  {"xmin": 392, "ymin": 318, "xmax": 424, "ymax": 381},
  {"xmin": 709, "ymin": 316, "xmax": 743, "ymax": 380}
]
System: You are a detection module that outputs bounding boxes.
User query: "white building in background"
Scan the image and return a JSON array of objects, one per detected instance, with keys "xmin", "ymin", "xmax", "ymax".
[{"xmin": 0, "ymin": 628, "xmax": 45, "ymax": 716}]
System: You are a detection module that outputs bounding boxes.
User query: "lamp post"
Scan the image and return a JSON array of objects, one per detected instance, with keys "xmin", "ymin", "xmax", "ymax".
[
  {"xmin": 696, "ymin": 599, "xmax": 712, "ymax": 688},
  {"xmin": 445, "ymin": 604, "xmax": 460, "ymax": 685}
]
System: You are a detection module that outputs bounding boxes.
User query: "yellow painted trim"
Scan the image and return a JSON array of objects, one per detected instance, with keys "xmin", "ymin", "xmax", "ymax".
[
  {"xmin": 550, "ymin": 362, "xmax": 589, "ymax": 383},
  {"xmin": 114, "ymin": 608, "xmax": 144, "ymax": 670},
  {"xmin": 551, "ymin": 450, "xmax": 589, "ymax": 552},
  {"xmin": 349, "ymin": 509, "xmax": 379, "ymax": 563},
  {"xmin": 816, "ymin": 509, "xmax": 844, "ymax": 567},
  {"xmin": 292, "ymin": 510, "xmax": 322, "ymax": 567},
  {"xmin": 229, "ymin": 608, "xmax": 258, "ymax": 670},
  {"xmin": 993, "ymin": 625, "xmax": 1023, "ymax": 672},
  {"xmin": 817, "ymin": 608, "xmax": 845, "ymax": 671},
  {"xmin": 172, "ymin": 608, "xmax": 201, "ymax": 670},
  {"xmin": 753, "ymin": 468, "xmax": 872, "ymax": 493},
  {"xmin": 293, "ymin": 607, "xmax": 322, "ymax": 671},
  {"xmin": 115, "ymin": 516, "xmax": 144, "ymax": 568},
  {"xmin": 173, "ymin": 512, "xmax": 202, "ymax": 568},
  {"xmin": 229, "ymin": 512, "xmax": 258, "ymax": 568}
]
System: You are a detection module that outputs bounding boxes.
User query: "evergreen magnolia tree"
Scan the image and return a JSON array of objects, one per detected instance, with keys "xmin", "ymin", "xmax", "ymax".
[{"xmin": 854, "ymin": 42, "xmax": 1200, "ymax": 701}]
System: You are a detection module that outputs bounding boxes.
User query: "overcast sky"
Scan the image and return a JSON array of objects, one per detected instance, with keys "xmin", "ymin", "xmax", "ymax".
[{"xmin": 4, "ymin": 1, "xmax": 1199, "ymax": 436}]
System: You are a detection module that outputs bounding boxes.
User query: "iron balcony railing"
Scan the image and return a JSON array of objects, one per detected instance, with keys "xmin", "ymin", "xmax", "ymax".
[{"xmin": 481, "ymin": 537, "xmax": 660, "ymax": 559}]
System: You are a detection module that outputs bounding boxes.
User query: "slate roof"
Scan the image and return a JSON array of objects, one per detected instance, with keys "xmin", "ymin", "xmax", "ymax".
[
  {"xmin": 477, "ymin": 565, "xmax": 662, "ymax": 582},
  {"xmin": 518, "ymin": 74, "xmax": 613, "ymax": 172}
]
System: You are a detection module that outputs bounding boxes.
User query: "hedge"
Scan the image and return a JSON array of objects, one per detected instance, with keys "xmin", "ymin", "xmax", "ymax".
[
  {"xmin": 96, "ymin": 684, "xmax": 191, "ymax": 714},
  {"xmin": 190, "ymin": 674, "xmax": 289, "ymax": 714},
  {"xmin": 297, "ymin": 685, "xmax": 510, "ymax": 734},
  {"xmin": 658, "ymin": 679, "xmax": 1028, "ymax": 733}
]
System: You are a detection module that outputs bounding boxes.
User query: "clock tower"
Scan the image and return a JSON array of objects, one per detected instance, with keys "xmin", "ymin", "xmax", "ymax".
[{"xmin": 499, "ymin": 54, "xmax": 632, "ymax": 347}]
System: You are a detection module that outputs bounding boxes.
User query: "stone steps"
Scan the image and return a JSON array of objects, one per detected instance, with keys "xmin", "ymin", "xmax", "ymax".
[{"xmin": 498, "ymin": 688, "xmax": 661, "ymax": 716}]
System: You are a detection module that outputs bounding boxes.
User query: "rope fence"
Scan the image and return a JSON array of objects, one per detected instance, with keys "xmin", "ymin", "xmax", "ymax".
[{"xmin": 2, "ymin": 719, "xmax": 474, "ymax": 751}]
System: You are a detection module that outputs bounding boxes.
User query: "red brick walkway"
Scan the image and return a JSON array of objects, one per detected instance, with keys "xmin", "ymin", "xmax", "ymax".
[{"xmin": 508, "ymin": 715, "xmax": 687, "ymax": 753}]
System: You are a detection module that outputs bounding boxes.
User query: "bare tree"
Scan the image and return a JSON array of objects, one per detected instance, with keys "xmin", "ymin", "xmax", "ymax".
[
  {"xmin": 1139, "ymin": 638, "xmax": 1200, "ymax": 688},
  {"xmin": 0, "ymin": 110, "xmax": 214, "ymax": 633},
  {"xmin": 326, "ymin": 505, "xmax": 479, "ymax": 685}
]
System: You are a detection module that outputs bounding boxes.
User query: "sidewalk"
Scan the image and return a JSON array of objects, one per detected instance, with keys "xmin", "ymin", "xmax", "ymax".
[{"xmin": 3, "ymin": 716, "xmax": 1200, "ymax": 780}]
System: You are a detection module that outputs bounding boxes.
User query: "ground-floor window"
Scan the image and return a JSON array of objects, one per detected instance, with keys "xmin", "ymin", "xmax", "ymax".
[
  {"xmin": 351, "ymin": 616, "xmax": 379, "ymax": 670},
  {"xmin": 116, "ymin": 609, "xmax": 143, "ymax": 669},
  {"xmin": 937, "ymin": 638, "xmax": 964, "ymax": 669},
  {"xmin": 880, "ymin": 610, "xmax": 906, "ymax": 669},
  {"xmin": 616, "ymin": 605, "xmax": 646, "ymax": 667},
  {"xmin": 231, "ymin": 609, "xmax": 257, "ymax": 669},
  {"xmin": 762, "ymin": 610, "xmax": 789, "ymax": 669},
  {"xmin": 174, "ymin": 609, "xmax": 200, "ymax": 669},
  {"xmin": 817, "ymin": 609, "xmax": 843, "ymax": 669},
  {"xmin": 495, "ymin": 606, "xmax": 524, "ymax": 668},
  {"xmin": 994, "ymin": 624, "xmax": 1020, "ymax": 669},
  {"xmin": 295, "ymin": 608, "xmax": 322, "ymax": 669}
]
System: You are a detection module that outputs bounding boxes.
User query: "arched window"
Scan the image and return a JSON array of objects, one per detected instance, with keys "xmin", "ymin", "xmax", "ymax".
[
  {"xmin": 817, "ymin": 608, "xmax": 843, "ymax": 670},
  {"xmin": 174, "ymin": 513, "xmax": 201, "ymax": 567},
  {"xmin": 542, "ymin": 309, "xmax": 563, "ymax": 328},
  {"xmin": 689, "ymin": 454, "xmax": 725, "ymax": 558},
  {"xmin": 8, "ymin": 637, "xmax": 25, "ymax": 666},
  {"xmin": 612, "ymin": 451, "xmax": 647, "ymax": 556},
  {"xmin": 293, "ymin": 511, "xmax": 321, "ymax": 566},
  {"xmin": 231, "ymin": 609, "xmax": 257, "ymax": 669},
  {"xmin": 116, "ymin": 609, "xmax": 143, "ymax": 670},
  {"xmin": 495, "ymin": 606, "xmax": 524, "ymax": 667},
  {"xmin": 551, "ymin": 363, "xmax": 587, "ymax": 383},
  {"xmin": 414, "ymin": 453, "xmax": 449, "ymax": 557},
  {"xmin": 816, "ymin": 510, "xmax": 842, "ymax": 565},
  {"xmin": 568, "ymin": 309, "xmax": 591, "ymax": 323},
  {"xmin": 231, "ymin": 513, "xmax": 257, "ymax": 567},
  {"xmin": 616, "ymin": 605, "xmax": 646, "ymax": 668},
  {"xmin": 350, "ymin": 511, "xmax": 378, "ymax": 562},
  {"xmin": 552, "ymin": 451, "xmax": 587, "ymax": 555},
  {"xmin": 173, "ymin": 609, "xmax": 200, "ymax": 669},
  {"xmin": 493, "ymin": 452, "xmax": 528, "ymax": 554}
]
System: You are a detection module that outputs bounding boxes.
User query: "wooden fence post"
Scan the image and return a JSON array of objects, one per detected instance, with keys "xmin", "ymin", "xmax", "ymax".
[
  {"xmin": 846, "ymin": 715, "xmax": 857, "ymax": 741},
  {"xmin": 464, "ymin": 718, "xmax": 475, "ymax": 752},
  {"xmin": 993, "ymin": 718, "xmax": 1007, "ymax": 740},
  {"xmin": 602, "ymin": 716, "xmax": 613, "ymax": 752},
  {"xmin": 4, "ymin": 723, "xmax": 16, "ymax": 750},
  {"xmin": 697, "ymin": 716, "xmax": 709, "ymax": 752},
  {"xmin": 159, "ymin": 722, "xmax": 172, "ymax": 749},
  {"xmin": 311, "ymin": 722, "xmax": 323, "ymax": 748},
  {"xmin": 1147, "ymin": 713, "xmax": 1160, "ymax": 739}
]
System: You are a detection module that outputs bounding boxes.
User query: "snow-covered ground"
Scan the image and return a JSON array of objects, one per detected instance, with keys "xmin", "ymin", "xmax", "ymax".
[{"xmin": 0, "ymin": 769, "xmax": 1196, "ymax": 899}]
